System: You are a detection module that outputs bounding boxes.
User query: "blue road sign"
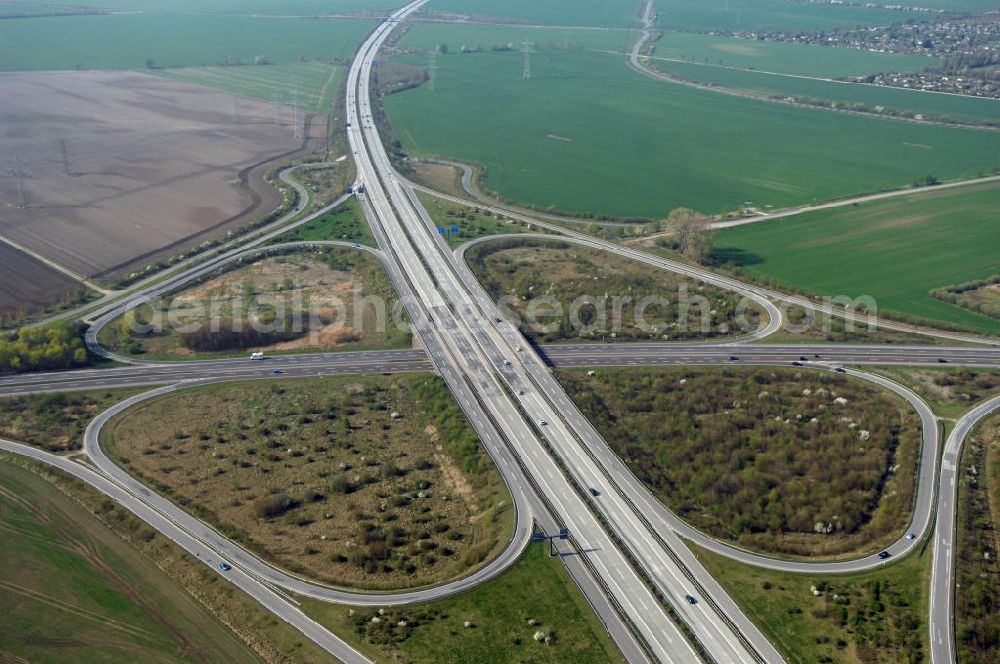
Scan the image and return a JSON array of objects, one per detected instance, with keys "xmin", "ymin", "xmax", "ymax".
[
  {"xmin": 531, "ymin": 532, "xmax": 546, "ymax": 543},
  {"xmin": 438, "ymin": 227, "xmax": 446, "ymax": 234},
  {"xmin": 450, "ymin": 226, "xmax": 460, "ymax": 233},
  {"xmin": 558, "ymin": 527, "xmax": 569, "ymax": 540}
]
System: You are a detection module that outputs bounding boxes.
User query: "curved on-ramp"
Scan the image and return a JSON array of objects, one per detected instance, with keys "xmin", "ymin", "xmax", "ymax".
[
  {"xmin": 930, "ymin": 394, "xmax": 1000, "ymax": 664},
  {"xmin": 74, "ymin": 381, "xmax": 534, "ymax": 606}
]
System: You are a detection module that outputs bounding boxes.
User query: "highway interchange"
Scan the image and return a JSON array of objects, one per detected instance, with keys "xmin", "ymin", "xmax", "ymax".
[{"xmin": 2, "ymin": 2, "xmax": 999, "ymax": 663}]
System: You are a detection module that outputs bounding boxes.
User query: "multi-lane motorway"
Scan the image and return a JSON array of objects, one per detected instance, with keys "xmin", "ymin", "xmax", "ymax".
[{"xmin": 2, "ymin": 2, "xmax": 999, "ymax": 663}]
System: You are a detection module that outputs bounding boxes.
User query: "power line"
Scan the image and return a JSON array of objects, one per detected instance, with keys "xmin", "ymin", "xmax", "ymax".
[
  {"xmin": 428, "ymin": 50, "xmax": 437, "ymax": 91},
  {"xmin": 521, "ymin": 40, "xmax": 535, "ymax": 80}
]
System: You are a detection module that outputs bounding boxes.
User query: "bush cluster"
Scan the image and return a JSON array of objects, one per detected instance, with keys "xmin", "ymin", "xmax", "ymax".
[{"xmin": 0, "ymin": 321, "xmax": 88, "ymax": 374}]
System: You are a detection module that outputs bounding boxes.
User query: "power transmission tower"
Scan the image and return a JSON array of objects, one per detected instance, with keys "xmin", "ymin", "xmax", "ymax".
[
  {"xmin": 59, "ymin": 138, "xmax": 71, "ymax": 175},
  {"xmin": 6, "ymin": 150, "xmax": 31, "ymax": 209},
  {"xmin": 272, "ymin": 90, "xmax": 282, "ymax": 126},
  {"xmin": 428, "ymin": 51, "xmax": 437, "ymax": 91},
  {"xmin": 231, "ymin": 94, "xmax": 241, "ymax": 124},
  {"xmin": 521, "ymin": 41, "xmax": 535, "ymax": 80},
  {"xmin": 290, "ymin": 87, "xmax": 303, "ymax": 140}
]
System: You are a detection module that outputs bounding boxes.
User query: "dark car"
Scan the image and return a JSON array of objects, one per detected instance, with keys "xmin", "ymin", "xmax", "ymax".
[
  {"xmin": 799, "ymin": 356, "xmax": 809, "ymax": 361},
  {"xmin": 728, "ymin": 355, "xmax": 740, "ymax": 361},
  {"xmin": 219, "ymin": 562, "xmax": 232, "ymax": 571},
  {"xmin": 685, "ymin": 595, "xmax": 698, "ymax": 605},
  {"xmin": 589, "ymin": 487, "xmax": 601, "ymax": 497},
  {"xmin": 878, "ymin": 551, "xmax": 891, "ymax": 560},
  {"xmin": 791, "ymin": 361, "xmax": 803, "ymax": 367},
  {"xmin": 937, "ymin": 358, "xmax": 948, "ymax": 363},
  {"xmin": 273, "ymin": 368, "xmax": 284, "ymax": 374},
  {"xmin": 835, "ymin": 367, "xmax": 846, "ymax": 373}
]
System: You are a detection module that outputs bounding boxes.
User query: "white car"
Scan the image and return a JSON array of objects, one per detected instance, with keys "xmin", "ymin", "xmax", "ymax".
[
  {"xmin": 250, "ymin": 352, "xmax": 265, "ymax": 361},
  {"xmin": 538, "ymin": 419, "xmax": 547, "ymax": 426}
]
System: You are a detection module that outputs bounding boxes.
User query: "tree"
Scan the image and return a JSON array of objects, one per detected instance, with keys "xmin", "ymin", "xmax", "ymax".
[
  {"xmin": 668, "ymin": 208, "xmax": 714, "ymax": 264},
  {"xmin": 437, "ymin": 43, "xmax": 449, "ymax": 54},
  {"xmin": 144, "ymin": 57, "xmax": 154, "ymax": 69}
]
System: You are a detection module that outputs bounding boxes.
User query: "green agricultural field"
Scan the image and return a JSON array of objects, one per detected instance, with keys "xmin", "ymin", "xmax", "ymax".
[
  {"xmin": 654, "ymin": 0, "xmax": 929, "ymax": 32},
  {"xmin": 396, "ymin": 23, "xmax": 631, "ymax": 54},
  {"xmin": 651, "ymin": 59, "xmax": 1000, "ymax": 125},
  {"xmin": 41, "ymin": 0, "xmax": 396, "ymax": 13},
  {"xmin": 304, "ymin": 544, "xmax": 625, "ymax": 663},
  {"xmin": 715, "ymin": 181, "xmax": 1000, "ymax": 334},
  {"xmin": 0, "ymin": 14, "xmax": 374, "ymax": 71},
  {"xmin": 0, "ymin": 459, "xmax": 262, "ymax": 664},
  {"xmin": 0, "ymin": 1, "xmax": 85, "ymax": 16},
  {"xmin": 384, "ymin": 47, "xmax": 1000, "ymax": 218},
  {"xmin": 429, "ymin": 0, "xmax": 642, "ymax": 28},
  {"xmin": 157, "ymin": 62, "xmax": 340, "ymax": 112},
  {"xmin": 652, "ymin": 31, "xmax": 933, "ymax": 78},
  {"xmin": 691, "ymin": 541, "xmax": 930, "ymax": 664}
]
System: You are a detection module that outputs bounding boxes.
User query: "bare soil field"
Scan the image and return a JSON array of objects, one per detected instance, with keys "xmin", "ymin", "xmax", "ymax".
[
  {"xmin": 0, "ymin": 244, "xmax": 84, "ymax": 322},
  {"xmin": 0, "ymin": 70, "xmax": 324, "ymax": 294}
]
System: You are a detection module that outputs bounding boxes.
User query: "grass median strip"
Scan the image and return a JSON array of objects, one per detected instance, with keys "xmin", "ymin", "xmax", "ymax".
[{"xmin": 302, "ymin": 543, "xmax": 625, "ymax": 664}]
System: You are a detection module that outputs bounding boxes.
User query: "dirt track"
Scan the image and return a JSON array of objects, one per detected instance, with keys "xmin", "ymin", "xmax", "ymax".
[{"xmin": 0, "ymin": 70, "xmax": 325, "ymax": 297}]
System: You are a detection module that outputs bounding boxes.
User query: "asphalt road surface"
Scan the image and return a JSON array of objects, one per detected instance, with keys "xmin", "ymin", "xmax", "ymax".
[{"xmin": 929, "ymin": 394, "xmax": 1000, "ymax": 664}]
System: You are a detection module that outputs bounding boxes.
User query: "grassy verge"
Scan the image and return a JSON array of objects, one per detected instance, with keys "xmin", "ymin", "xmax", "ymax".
[
  {"xmin": 690, "ymin": 540, "xmax": 929, "ymax": 664},
  {"xmin": 293, "ymin": 162, "xmax": 357, "ymax": 213},
  {"xmin": 101, "ymin": 375, "xmax": 514, "ymax": 590},
  {"xmin": 557, "ymin": 366, "xmax": 920, "ymax": 558},
  {"xmin": 0, "ymin": 456, "xmax": 264, "ymax": 664},
  {"xmin": 416, "ymin": 190, "xmax": 537, "ymax": 248},
  {"xmin": 466, "ymin": 237, "xmax": 766, "ymax": 343},
  {"xmin": 865, "ymin": 367, "xmax": 1000, "ymax": 419},
  {"xmin": 271, "ymin": 198, "xmax": 374, "ymax": 247},
  {"xmin": 100, "ymin": 247, "xmax": 409, "ymax": 360},
  {"xmin": 955, "ymin": 414, "xmax": 1000, "ymax": 663},
  {"xmin": 302, "ymin": 543, "xmax": 625, "ymax": 663},
  {"xmin": 0, "ymin": 387, "xmax": 151, "ymax": 452}
]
